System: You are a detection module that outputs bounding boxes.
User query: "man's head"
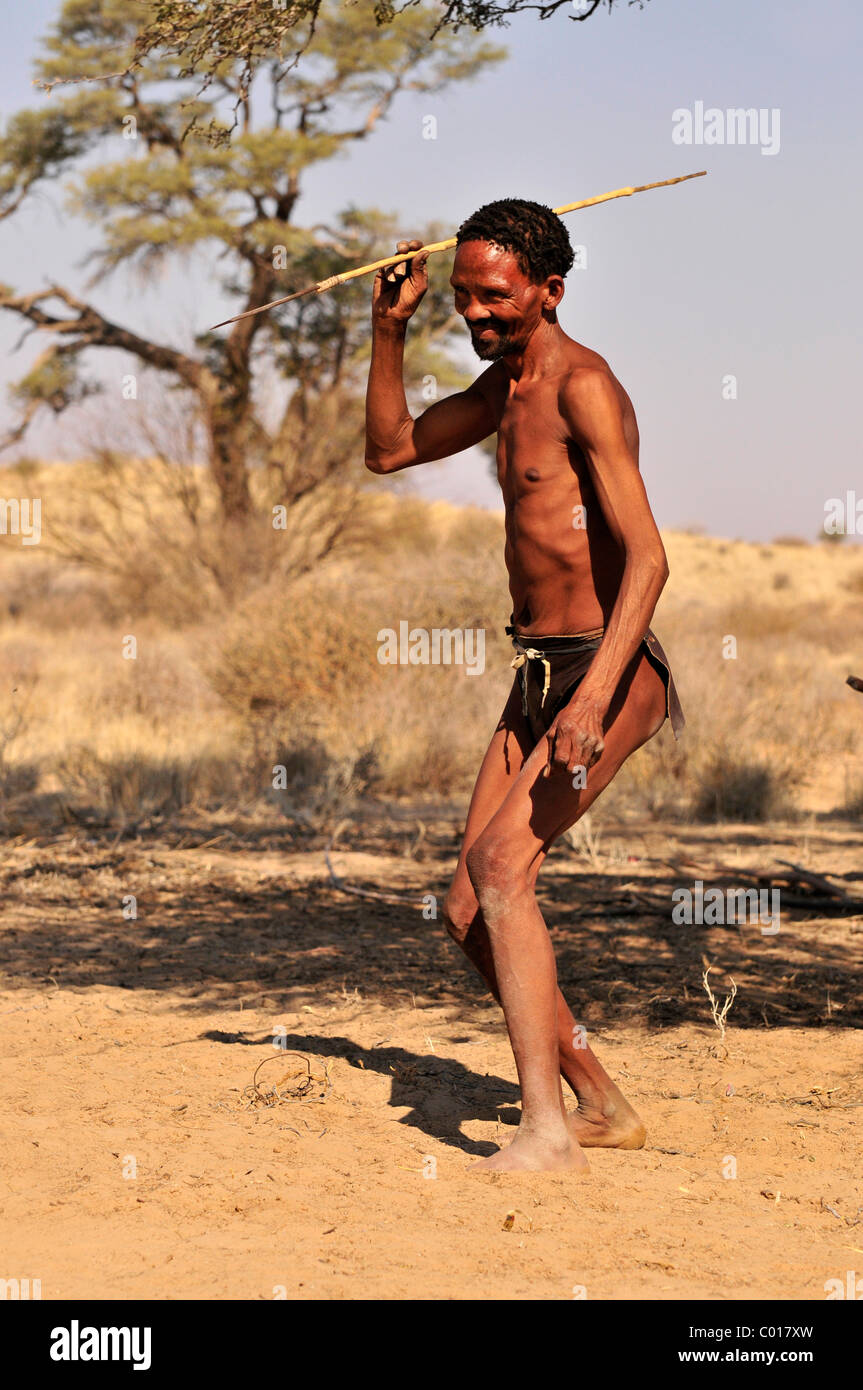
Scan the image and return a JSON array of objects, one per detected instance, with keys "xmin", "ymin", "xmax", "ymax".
[{"xmin": 453, "ymin": 199, "xmax": 574, "ymax": 360}]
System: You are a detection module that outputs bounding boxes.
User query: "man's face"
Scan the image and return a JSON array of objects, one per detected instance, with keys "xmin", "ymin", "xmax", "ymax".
[{"xmin": 450, "ymin": 241, "xmax": 549, "ymax": 361}]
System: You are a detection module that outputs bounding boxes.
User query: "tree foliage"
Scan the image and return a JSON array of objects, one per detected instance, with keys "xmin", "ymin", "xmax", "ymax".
[
  {"xmin": 1, "ymin": 0, "xmax": 503, "ymax": 520},
  {"xmin": 38, "ymin": 1, "xmax": 649, "ymax": 136}
]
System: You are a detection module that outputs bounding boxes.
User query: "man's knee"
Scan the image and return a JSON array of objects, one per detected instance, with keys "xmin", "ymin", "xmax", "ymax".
[
  {"xmin": 466, "ymin": 834, "xmax": 527, "ymax": 916},
  {"xmin": 442, "ymin": 885, "xmax": 477, "ymax": 945}
]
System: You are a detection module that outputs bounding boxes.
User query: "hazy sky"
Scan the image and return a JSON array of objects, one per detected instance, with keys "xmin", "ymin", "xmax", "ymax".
[{"xmin": 1, "ymin": 0, "xmax": 860, "ymax": 543}]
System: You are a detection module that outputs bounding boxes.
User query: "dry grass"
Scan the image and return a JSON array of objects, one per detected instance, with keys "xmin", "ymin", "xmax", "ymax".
[{"xmin": 0, "ymin": 460, "xmax": 860, "ymax": 830}]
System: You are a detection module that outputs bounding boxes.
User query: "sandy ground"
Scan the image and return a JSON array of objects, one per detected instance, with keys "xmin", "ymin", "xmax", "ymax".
[{"xmin": 1, "ymin": 813, "xmax": 862, "ymax": 1301}]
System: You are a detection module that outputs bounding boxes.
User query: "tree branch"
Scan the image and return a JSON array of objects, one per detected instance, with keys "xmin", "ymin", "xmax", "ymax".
[{"xmin": 0, "ymin": 285, "xmax": 207, "ymax": 391}]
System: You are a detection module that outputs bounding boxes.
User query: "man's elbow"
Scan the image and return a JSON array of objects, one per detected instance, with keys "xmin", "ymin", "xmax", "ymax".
[
  {"xmin": 364, "ymin": 443, "xmax": 402, "ymax": 474},
  {"xmin": 628, "ymin": 544, "xmax": 669, "ymax": 588},
  {"xmin": 364, "ymin": 432, "xmax": 414, "ymax": 474},
  {"xmin": 365, "ymin": 446, "xmax": 415, "ymax": 474},
  {"xmin": 646, "ymin": 536, "xmax": 670, "ymax": 586}
]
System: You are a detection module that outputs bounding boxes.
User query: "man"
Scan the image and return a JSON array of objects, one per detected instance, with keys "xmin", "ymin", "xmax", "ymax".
[{"xmin": 364, "ymin": 200, "xmax": 684, "ymax": 1172}]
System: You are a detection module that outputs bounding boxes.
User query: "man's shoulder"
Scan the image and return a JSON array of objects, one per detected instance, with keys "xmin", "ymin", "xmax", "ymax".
[{"xmin": 558, "ymin": 352, "xmax": 622, "ymax": 423}]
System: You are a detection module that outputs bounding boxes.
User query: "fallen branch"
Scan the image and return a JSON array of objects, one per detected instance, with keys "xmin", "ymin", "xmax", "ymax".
[
  {"xmin": 324, "ymin": 826, "xmax": 434, "ymax": 909},
  {"xmin": 774, "ymin": 860, "xmax": 847, "ymax": 898}
]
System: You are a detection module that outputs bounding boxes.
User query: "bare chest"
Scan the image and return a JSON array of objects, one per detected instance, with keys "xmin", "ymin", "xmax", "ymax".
[{"xmin": 494, "ymin": 385, "xmax": 586, "ymax": 504}]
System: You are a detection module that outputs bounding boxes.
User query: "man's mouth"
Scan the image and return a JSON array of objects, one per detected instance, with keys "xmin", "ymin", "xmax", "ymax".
[{"xmin": 467, "ymin": 321, "xmax": 514, "ymax": 360}]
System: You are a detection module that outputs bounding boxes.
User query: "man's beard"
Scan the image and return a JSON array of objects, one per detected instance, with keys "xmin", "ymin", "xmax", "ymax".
[{"xmin": 468, "ymin": 323, "xmax": 519, "ymax": 361}]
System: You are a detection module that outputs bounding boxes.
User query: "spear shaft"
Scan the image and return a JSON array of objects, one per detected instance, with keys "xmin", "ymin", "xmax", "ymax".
[{"xmin": 210, "ymin": 169, "xmax": 706, "ymax": 331}]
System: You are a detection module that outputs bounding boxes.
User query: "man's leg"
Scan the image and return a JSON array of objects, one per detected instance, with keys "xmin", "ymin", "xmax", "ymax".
[
  {"xmin": 443, "ymin": 660, "xmax": 663, "ymax": 1151},
  {"xmin": 455, "ymin": 651, "xmax": 667, "ymax": 1171}
]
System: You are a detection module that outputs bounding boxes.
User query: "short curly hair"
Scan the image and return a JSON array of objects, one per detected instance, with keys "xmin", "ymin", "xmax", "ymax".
[{"xmin": 455, "ymin": 199, "xmax": 574, "ymax": 283}]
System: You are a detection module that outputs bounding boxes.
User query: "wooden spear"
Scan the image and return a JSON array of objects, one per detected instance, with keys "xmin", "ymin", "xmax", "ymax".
[{"xmin": 209, "ymin": 169, "xmax": 706, "ymax": 330}]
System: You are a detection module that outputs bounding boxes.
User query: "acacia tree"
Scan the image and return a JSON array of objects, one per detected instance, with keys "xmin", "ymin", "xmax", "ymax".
[
  {"xmin": 85, "ymin": 0, "xmax": 649, "ymax": 121},
  {"xmin": 0, "ymin": 0, "xmax": 503, "ymax": 520}
]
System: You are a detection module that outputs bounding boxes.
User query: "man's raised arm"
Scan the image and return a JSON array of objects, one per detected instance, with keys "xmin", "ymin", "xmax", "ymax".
[{"xmin": 364, "ymin": 238, "xmax": 497, "ymax": 474}]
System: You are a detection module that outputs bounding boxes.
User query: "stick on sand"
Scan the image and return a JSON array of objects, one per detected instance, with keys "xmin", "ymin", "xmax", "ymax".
[{"xmin": 209, "ymin": 170, "xmax": 706, "ymax": 330}]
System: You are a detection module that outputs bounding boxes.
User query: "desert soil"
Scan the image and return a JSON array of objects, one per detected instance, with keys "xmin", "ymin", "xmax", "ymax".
[{"xmin": 1, "ymin": 812, "xmax": 861, "ymax": 1301}]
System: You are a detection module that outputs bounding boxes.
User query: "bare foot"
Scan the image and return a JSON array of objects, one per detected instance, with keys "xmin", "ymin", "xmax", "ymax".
[
  {"xmin": 473, "ymin": 1127, "xmax": 590, "ymax": 1173},
  {"xmin": 566, "ymin": 1100, "xmax": 646, "ymax": 1150}
]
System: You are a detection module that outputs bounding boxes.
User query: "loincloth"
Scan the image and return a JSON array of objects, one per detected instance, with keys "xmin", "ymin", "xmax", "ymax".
[{"xmin": 505, "ymin": 622, "xmax": 685, "ymax": 746}]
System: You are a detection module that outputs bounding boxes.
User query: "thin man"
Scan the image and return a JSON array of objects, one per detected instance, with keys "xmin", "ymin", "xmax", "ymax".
[{"xmin": 364, "ymin": 200, "xmax": 684, "ymax": 1172}]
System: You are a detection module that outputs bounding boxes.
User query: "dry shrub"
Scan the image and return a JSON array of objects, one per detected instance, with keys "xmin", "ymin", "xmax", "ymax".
[
  {"xmin": 203, "ymin": 535, "xmax": 861, "ymax": 820},
  {"xmin": 352, "ymin": 662, "xmax": 509, "ymax": 797},
  {"xmin": 0, "ymin": 656, "xmax": 40, "ymax": 816},
  {"xmin": 91, "ymin": 639, "xmax": 212, "ymax": 725},
  {"xmin": 207, "ymin": 553, "xmax": 514, "ymax": 805},
  {"xmin": 843, "ymin": 780, "xmax": 863, "ymax": 820},
  {"xmin": 212, "ymin": 577, "xmax": 385, "ymax": 728},
  {"xmin": 41, "ymin": 454, "xmax": 373, "ymax": 625},
  {"xmin": 599, "ymin": 600, "xmax": 859, "ymax": 823},
  {"xmin": 209, "ymin": 576, "xmax": 389, "ymax": 814},
  {"xmin": 692, "ymin": 750, "xmax": 794, "ymax": 822},
  {"xmin": 56, "ymin": 745, "xmax": 242, "ymax": 823},
  {"xmin": 718, "ymin": 600, "xmax": 808, "ymax": 640},
  {"xmin": 2, "ymin": 456, "xmax": 860, "ymax": 826},
  {"xmin": 0, "ymin": 550, "xmax": 107, "ymax": 629},
  {"xmin": 267, "ymin": 739, "xmax": 381, "ymax": 819}
]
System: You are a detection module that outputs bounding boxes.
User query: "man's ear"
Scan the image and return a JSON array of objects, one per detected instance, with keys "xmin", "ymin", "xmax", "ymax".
[{"xmin": 543, "ymin": 276, "xmax": 565, "ymax": 311}]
